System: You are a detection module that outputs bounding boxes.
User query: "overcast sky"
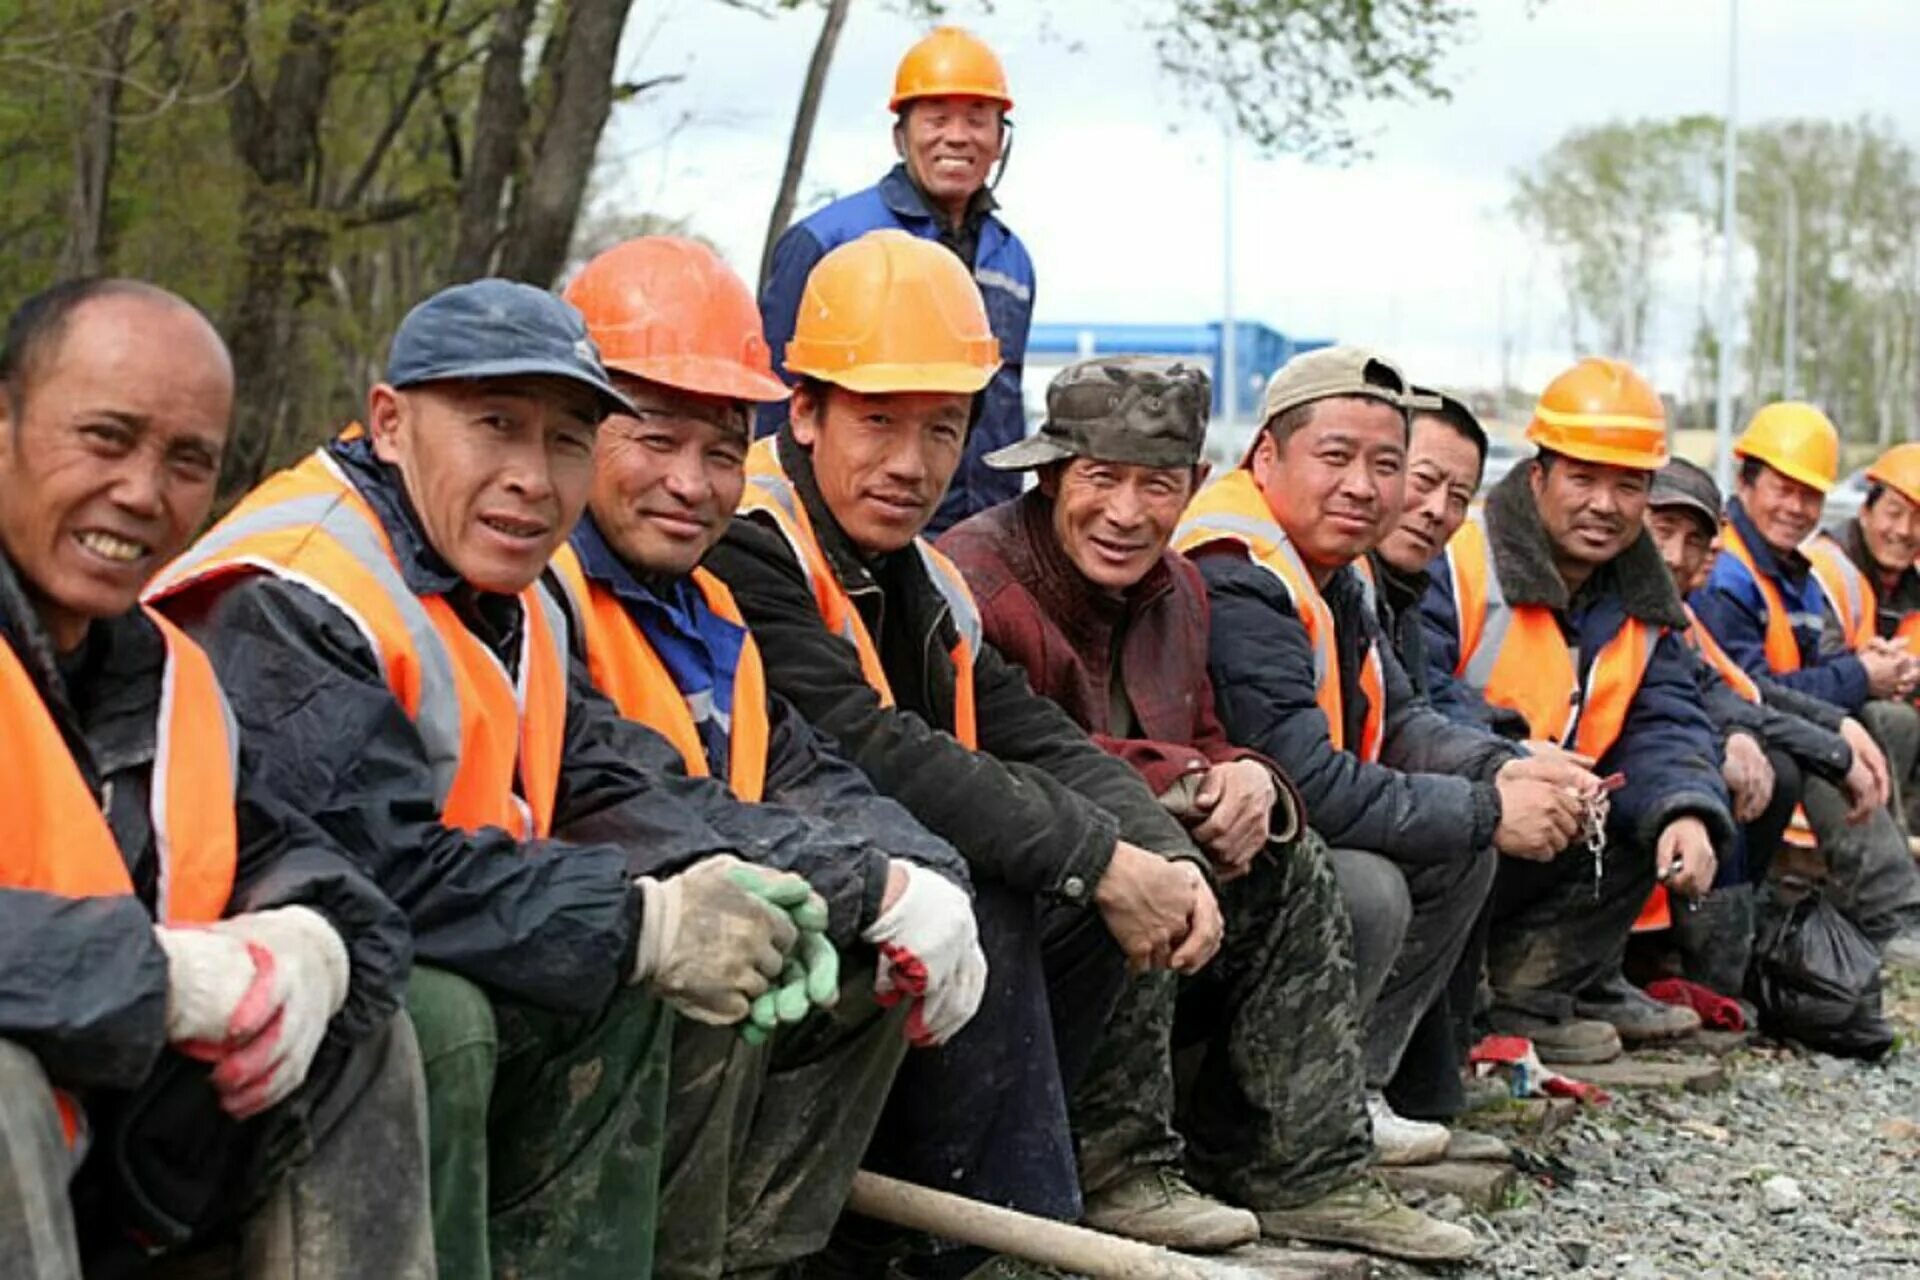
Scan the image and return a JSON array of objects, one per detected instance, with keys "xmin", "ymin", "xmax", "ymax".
[{"xmin": 597, "ymin": 0, "xmax": 1920, "ymax": 397}]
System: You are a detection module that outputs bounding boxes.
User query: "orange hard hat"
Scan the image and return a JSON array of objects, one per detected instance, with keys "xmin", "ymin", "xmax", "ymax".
[
  {"xmin": 1733, "ymin": 402, "xmax": 1840, "ymax": 494},
  {"xmin": 782, "ymin": 230, "xmax": 1000, "ymax": 395},
  {"xmin": 890, "ymin": 26, "xmax": 1012, "ymax": 113},
  {"xmin": 563, "ymin": 236, "xmax": 789, "ymax": 403},
  {"xmin": 1866, "ymin": 442, "xmax": 1920, "ymax": 508},
  {"xmin": 1525, "ymin": 357, "xmax": 1669, "ymax": 470}
]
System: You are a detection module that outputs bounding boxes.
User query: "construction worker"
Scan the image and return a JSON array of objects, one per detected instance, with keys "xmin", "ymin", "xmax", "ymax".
[
  {"xmin": 1424, "ymin": 358, "xmax": 1734, "ymax": 1059},
  {"xmin": 759, "ymin": 25, "xmax": 1031, "ymax": 534},
  {"xmin": 706, "ymin": 230, "xmax": 1223, "ymax": 1280},
  {"xmin": 148, "ymin": 280, "xmax": 887, "ymax": 1280},
  {"xmin": 0, "ymin": 279, "xmax": 426, "ymax": 1278},
  {"xmin": 938, "ymin": 355, "xmax": 1478, "ymax": 1263},
  {"xmin": 554, "ymin": 236, "xmax": 987, "ymax": 1277},
  {"xmin": 1833, "ymin": 442, "xmax": 1920, "ymax": 655}
]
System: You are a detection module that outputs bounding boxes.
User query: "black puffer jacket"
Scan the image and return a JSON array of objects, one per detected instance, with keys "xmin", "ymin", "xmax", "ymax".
[
  {"xmin": 161, "ymin": 436, "xmax": 945, "ymax": 1017},
  {"xmin": 1195, "ymin": 544, "xmax": 1519, "ymax": 863},
  {"xmin": 0, "ymin": 551, "xmax": 408, "ymax": 1093},
  {"xmin": 705, "ymin": 430, "xmax": 1203, "ymax": 908}
]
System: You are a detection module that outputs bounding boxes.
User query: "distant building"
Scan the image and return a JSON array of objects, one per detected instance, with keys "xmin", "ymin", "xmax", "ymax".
[{"xmin": 1025, "ymin": 320, "xmax": 1333, "ymax": 424}]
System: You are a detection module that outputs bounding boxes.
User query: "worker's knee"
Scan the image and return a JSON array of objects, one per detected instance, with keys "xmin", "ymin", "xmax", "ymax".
[
  {"xmin": 0, "ymin": 1039, "xmax": 67, "ymax": 1162},
  {"xmin": 1327, "ymin": 847, "xmax": 1413, "ymax": 996},
  {"xmin": 405, "ymin": 968, "xmax": 498, "ymax": 1120}
]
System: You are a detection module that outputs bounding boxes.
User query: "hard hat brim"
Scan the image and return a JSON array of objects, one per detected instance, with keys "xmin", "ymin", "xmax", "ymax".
[
  {"xmin": 889, "ymin": 89, "xmax": 1013, "ymax": 113},
  {"xmin": 796, "ymin": 360, "xmax": 998, "ymax": 396},
  {"xmin": 1734, "ymin": 446, "xmax": 1835, "ymax": 495},
  {"xmin": 602, "ymin": 353, "xmax": 792, "ymax": 405}
]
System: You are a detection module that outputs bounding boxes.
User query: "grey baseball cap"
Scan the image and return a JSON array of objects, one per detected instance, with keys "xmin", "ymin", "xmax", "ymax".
[
  {"xmin": 1649, "ymin": 456, "xmax": 1723, "ymax": 529},
  {"xmin": 1260, "ymin": 345, "xmax": 1413, "ymax": 424},
  {"xmin": 386, "ymin": 279, "xmax": 635, "ymax": 419},
  {"xmin": 986, "ymin": 355, "xmax": 1210, "ymax": 471}
]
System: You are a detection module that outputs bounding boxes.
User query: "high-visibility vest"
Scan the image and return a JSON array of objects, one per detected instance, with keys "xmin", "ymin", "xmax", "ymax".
[
  {"xmin": 737, "ymin": 438, "xmax": 982, "ymax": 748},
  {"xmin": 548, "ymin": 545, "xmax": 769, "ymax": 802},
  {"xmin": 1683, "ymin": 602, "xmax": 1817, "ymax": 852},
  {"xmin": 148, "ymin": 444, "xmax": 568, "ymax": 839},
  {"xmin": 1805, "ymin": 532, "xmax": 1876, "ymax": 651},
  {"xmin": 2, "ymin": 607, "xmax": 239, "ymax": 1146},
  {"xmin": 1440, "ymin": 515, "xmax": 1656, "ymax": 762},
  {"xmin": 1172, "ymin": 470, "xmax": 1386, "ymax": 761},
  {"xmin": 1717, "ymin": 519, "xmax": 1811, "ymax": 673}
]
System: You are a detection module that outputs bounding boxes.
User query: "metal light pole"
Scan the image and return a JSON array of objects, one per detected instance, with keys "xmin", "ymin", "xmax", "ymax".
[
  {"xmin": 1714, "ymin": 0, "xmax": 1741, "ymax": 492},
  {"xmin": 1782, "ymin": 182, "xmax": 1798, "ymax": 399},
  {"xmin": 1220, "ymin": 120, "xmax": 1237, "ymax": 429}
]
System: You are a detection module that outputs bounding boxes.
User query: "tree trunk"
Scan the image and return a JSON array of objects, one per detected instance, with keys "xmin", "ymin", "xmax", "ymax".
[
  {"xmin": 759, "ymin": 0, "xmax": 851, "ymax": 286},
  {"xmin": 496, "ymin": 0, "xmax": 635, "ymax": 286},
  {"xmin": 58, "ymin": 6, "xmax": 139, "ymax": 277},
  {"xmin": 450, "ymin": 0, "xmax": 538, "ymax": 280}
]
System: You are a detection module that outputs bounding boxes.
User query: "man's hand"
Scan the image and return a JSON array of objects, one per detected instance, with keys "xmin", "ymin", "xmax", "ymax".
[
  {"xmin": 863, "ymin": 862, "xmax": 987, "ymax": 1046},
  {"xmin": 1499, "ymin": 752, "xmax": 1602, "ymax": 799},
  {"xmin": 1188, "ymin": 760, "xmax": 1278, "ymax": 878},
  {"xmin": 1493, "ymin": 772, "xmax": 1585, "ymax": 860},
  {"xmin": 1519, "ymin": 741, "xmax": 1597, "ymax": 774},
  {"xmin": 1095, "ymin": 842, "xmax": 1223, "ymax": 975},
  {"xmin": 631, "ymin": 855, "xmax": 814, "ymax": 1027},
  {"xmin": 1859, "ymin": 643, "xmax": 1917, "ymax": 700},
  {"xmin": 1840, "ymin": 715, "xmax": 1892, "ymax": 820},
  {"xmin": 1721, "ymin": 731, "xmax": 1776, "ymax": 824},
  {"xmin": 1655, "ymin": 816, "xmax": 1718, "ymax": 899}
]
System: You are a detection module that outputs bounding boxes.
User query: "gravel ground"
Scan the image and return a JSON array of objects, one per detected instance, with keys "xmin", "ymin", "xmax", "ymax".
[{"xmin": 1384, "ymin": 970, "xmax": 1920, "ymax": 1280}]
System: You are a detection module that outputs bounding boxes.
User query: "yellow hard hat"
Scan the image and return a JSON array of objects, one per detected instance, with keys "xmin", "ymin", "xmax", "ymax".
[
  {"xmin": 782, "ymin": 230, "xmax": 1000, "ymax": 395},
  {"xmin": 1733, "ymin": 402, "xmax": 1840, "ymax": 494},
  {"xmin": 1866, "ymin": 441, "xmax": 1920, "ymax": 508},
  {"xmin": 890, "ymin": 27, "xmax": 1012, "ymax": 113},
  {"xmin": 1525, "ymin": 357, "xmax": 1669, "ymax": 470}
]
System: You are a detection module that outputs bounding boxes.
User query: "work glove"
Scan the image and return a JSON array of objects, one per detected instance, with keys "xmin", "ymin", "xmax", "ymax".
[
  {"xmin": 742, "ymin": 887, "xmax": 839, "ymax": 1047},
  {"xmin": 153, "ymin": 925, "xmax": 269, "ymax": 1046},
  {"xmin": 861, "ymin": 863, "xmax": 986, "ymax": 1047},
  {"xmin": 632, "ymin": 855, "xmax": 830, "ymax": 1030}
]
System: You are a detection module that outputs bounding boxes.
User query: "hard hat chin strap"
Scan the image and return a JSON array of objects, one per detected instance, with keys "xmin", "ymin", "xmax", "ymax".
[{"xmin": 991, "ymin": 117, "xmax": 1016, "ymax": 191}]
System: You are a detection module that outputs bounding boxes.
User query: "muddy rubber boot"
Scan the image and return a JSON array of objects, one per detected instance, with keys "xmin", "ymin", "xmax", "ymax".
[
  {"xmin": 1080, "ymin": 1167, "xmax": 1258, "ymax": 1253},
  {"xmin": 1256, "ymin": 1178, "xmax": 1477, "ymax": 1263},
  {"xmin": 1574, "ymin": 974, "xmax": 1701, "ymax": 1044}
]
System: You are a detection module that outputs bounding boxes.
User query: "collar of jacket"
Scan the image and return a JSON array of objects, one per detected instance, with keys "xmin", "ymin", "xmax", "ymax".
[
  {"xmin": 1370, "ymin": 551, "xmax": 1430, "ymax": 619},
  {"xmin": 1726, "ymin": 495, "xmax": 1810, "ymax": 584},
  {"xmin": 880, "ymin": 162, "xmax": 999, "ymax": 229},
  {"xmin": 571, "ymin": 511, "xmax": 700, "ymax": 615},
  {"xmin": 1484, "ymin": 462, "xmax": 1688, "ymax": 628},
  {"xmin": 1011, "ymin": 487, "xmax": 1175, "ymax": 641}
]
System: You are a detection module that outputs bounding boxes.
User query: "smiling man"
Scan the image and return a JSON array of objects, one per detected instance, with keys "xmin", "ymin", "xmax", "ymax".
[
  {"xmin": 148, "ymin": 279, "xmax": 887, "ymax": 1280},
  {"xmin": 758, "ymin": 25, "xmax": 1031, "ymax": 533},
  {"xmin": 1832, "ymin": 443, "xmax": 1920, "ymax": 657}
]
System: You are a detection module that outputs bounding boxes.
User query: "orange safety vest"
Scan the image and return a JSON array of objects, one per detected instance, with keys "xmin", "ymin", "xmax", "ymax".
[
  {"xmin": 1441, "ymin": 515, "xmax": 1656, "ymax": 763},
  {"xmin": 2, "ymin": 607, "xmax": 239, "ymax": 1145},
  {"xmin": 548, "ymin": 544, "xmax": 770, "ymax": 802},
  {"xmin": 1172, "ymin": 470, "xmax": 1386, "ymax": 761},
  {"xmin": 1717, "ymin": 520, "xmax": 1810, "ymax": 673},
  {"xmin": 148, "ymin": 442, "xmax": 568, "ymax": 839},
  {"xmin": 1804, "ymin": 532, "xmax": 1876, "ymax": 652},
  {"xmin": 737, "ymin": 438, "xmax": 981, "ymax": 748}
]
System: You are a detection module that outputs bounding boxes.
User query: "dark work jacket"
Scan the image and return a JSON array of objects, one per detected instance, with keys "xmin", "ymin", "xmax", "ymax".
[
  {"xmin": 162, "ymin": 436, "xmax": 923, "ymax": 1013},
  {"xmin": 1838, "ymin": 516, "xmax": 1920, "ymax": 644},
  {"xmin": 560, "ymin": 513, "xmax": 971, "ymax": 933},
  {"xmin": 938, "ymin": 490, "xmax": 1302, "ymax": 832},
  {"xmin": 1193, "ymin": 537, "xmax": 1519, "ymax": 864},
  {"xmin": 1370, "ymin": 551, "xmax": 1499, "ymax": 731},
  {"xmin": 0, "ymin": 551, "xmax": 408, "ymax": 1093},
  {"xmin": 1423, "ymin": 467, "xmax": 1736, "ymax": 853},
  {"xmin": 706, "ymin": 431, "xmax": 1204, "ymax": 908}
]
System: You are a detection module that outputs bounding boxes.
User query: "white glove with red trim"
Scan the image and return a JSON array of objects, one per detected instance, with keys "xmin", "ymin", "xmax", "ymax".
[
  {"xmin": 862, "ymin": 863, "xmax": 986, "ymax": 1047},
  {"xmin": 153, "ymin": 926, "xmax": 265, "ymax": 1045}
]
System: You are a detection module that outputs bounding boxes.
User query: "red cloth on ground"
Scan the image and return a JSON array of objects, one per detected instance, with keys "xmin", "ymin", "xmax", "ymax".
[{"xmin": 1645, "ymin": 977, "xmax": 1746, "ymax": 1031}]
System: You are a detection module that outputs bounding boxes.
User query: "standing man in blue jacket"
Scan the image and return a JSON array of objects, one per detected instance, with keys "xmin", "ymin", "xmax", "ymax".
[{"xmin": 758, "ymin": 25, "xmax": 1033, "ymax": 534}]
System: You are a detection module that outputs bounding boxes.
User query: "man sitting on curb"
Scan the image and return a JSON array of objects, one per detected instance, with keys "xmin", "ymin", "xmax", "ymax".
[
  {"xmin": 939, "ymin": 355, "xmax": 1476, "ymax": 1264},
  {"xmin": 151, "ymin": 280, "xmax": 882, "ymax": 1280},
  {"xmin": 1, "ymin": 279, "xmax": 426, "ymax": 1279},
  {"xmin": 1833, "ymin": 443, "xmax": 1920, "ymax": 659},
  {"xmin": 1424, "ymin": 358, "xmax": 1734, "ymax": 1060},
  {"xmin": 554, "ymin": 236, "xmax": 986, "ymax": 1278},
  {"xmin": 707, "ymin": 230, "xmax": 1224, "ymax": 1280}
]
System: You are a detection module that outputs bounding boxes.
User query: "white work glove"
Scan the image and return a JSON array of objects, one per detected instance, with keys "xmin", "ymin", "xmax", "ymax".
[
  {"xmin": 631, "ymin": 854, "xmax": 818, "ymax": 1027},
  {"xmin": 153, "ymin": 926, "xmax": 268, "ymax": 1045},
  {"xmin": 862, "ymin": 862, "xmax": 986, "ymax": 1047}
]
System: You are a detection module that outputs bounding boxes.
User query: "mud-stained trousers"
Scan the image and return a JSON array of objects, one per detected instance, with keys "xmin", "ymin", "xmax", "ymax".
[
  {"xmin": 1801, "ymin": 772, "xmax": 1920, "ymax": 945},
  {"xmin": 1070, "ymin": 831, "xmax": 1372, "ymax": 1213},
  {"xmin": 408, "ymin": 965, "xmax": 674, "ymax": 1280},
  {"xmin": 1486, "ymin": 829, "xmax": 1657, "ymax": 1021},
  {"xmin": 655, "ymin": 968, "xmax": 909, "ymax": 1280},
  {"xmin": 1859, "ymin": 699, "xmax": 1920, "ymax": 834},
  {"xmin": 0, "ymin": 1020, "xmax": 432, "ymax": 1280}
]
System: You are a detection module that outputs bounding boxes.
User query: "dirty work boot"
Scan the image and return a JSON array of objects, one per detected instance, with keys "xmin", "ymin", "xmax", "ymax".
[
  {"xmin": 1366, "ymin": 1092, "xmax": 1450, "ymax": 1166},
  {"xmin": 1883, "ymin": 932, "xmax": 1920, "ymax": 973},
  {"xmin": 1574, "ymin": 974, "xmax": 1701, "ymax": 1044},
  {"xmin": 1257, "ymin": 1178, "xmax": 1477, "ymax": 1263},
  {"xmin": 1487, "ymin": 1009, "xmax": 1623, "ymax": 1064},
  {"xmin": 1080, "ymin": 1167, "xmax": 1258, "ymax": 1252}
]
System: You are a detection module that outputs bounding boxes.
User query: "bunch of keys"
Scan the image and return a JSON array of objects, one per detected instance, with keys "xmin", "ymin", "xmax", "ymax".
[{"xmin": 1585, "ymin": 772, "xmax": 1627, "ymax": 899}]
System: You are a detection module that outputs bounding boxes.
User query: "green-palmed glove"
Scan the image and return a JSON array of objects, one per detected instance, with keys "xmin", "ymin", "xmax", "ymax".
[
  {"xmin": 741, "ymin": 932, "xmax": 841, "ymax": 1044},
  {"xmin": 631, "ymin": 855, "xmax": 803, "ymax": 1025}
]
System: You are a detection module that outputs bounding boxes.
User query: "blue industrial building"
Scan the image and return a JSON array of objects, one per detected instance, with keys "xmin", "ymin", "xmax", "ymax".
[{"xmin": 1026, "ymin": 321, "xmax": 1332, "ymax": 421}]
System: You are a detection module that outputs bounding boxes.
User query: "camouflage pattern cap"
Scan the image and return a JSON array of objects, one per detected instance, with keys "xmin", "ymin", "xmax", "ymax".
[{"xmin": 986, "ymin": 355, "xmax": 1210, "ymax": 471}]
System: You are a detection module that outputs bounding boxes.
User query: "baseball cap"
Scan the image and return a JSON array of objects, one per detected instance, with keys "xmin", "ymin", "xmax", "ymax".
[
  {"xmin": 1649, "ymin": 456, "xmax": 1723, "ymax": 530},
  {"xmin": 1260, "ymin": 345, "xmax": 1413, "ymax": 424}
]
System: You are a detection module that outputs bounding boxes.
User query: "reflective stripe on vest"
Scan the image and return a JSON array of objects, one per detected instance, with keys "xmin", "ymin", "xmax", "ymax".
[
  {"xmin": 737, "ymin": 438, "xmax": 980, "ymax": 748},
  {"xmin": 148, "ymin": 447, "xmax": 567, "ymax": 838},
  {"xmin": 1442, "ymin": 514, "xmax": 1657, "ymax": 760},
  {"xmin": 1718, "ymin": 520, "xmax": 1807, "ymax": 673},
  {"xmin": 2, "ymin": 607, "xmax": 239, "ymax": 1146},
  {"xmin": 1805, "ymin": 532, "xmax": 1876, "ymax": 651},
  {"xmin": 548, "ymin": 546, "xmax": 770, "ymax": 802},
  {"xmin": 1173, "ymin": 470, "xmax": 1385, "ymax": 761}
]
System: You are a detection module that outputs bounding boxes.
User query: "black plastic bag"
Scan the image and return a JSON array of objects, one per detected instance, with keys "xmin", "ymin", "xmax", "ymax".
[{"xmin": 1748, "ymin": 889, "xmax": 1895, "ymax": 1060}]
